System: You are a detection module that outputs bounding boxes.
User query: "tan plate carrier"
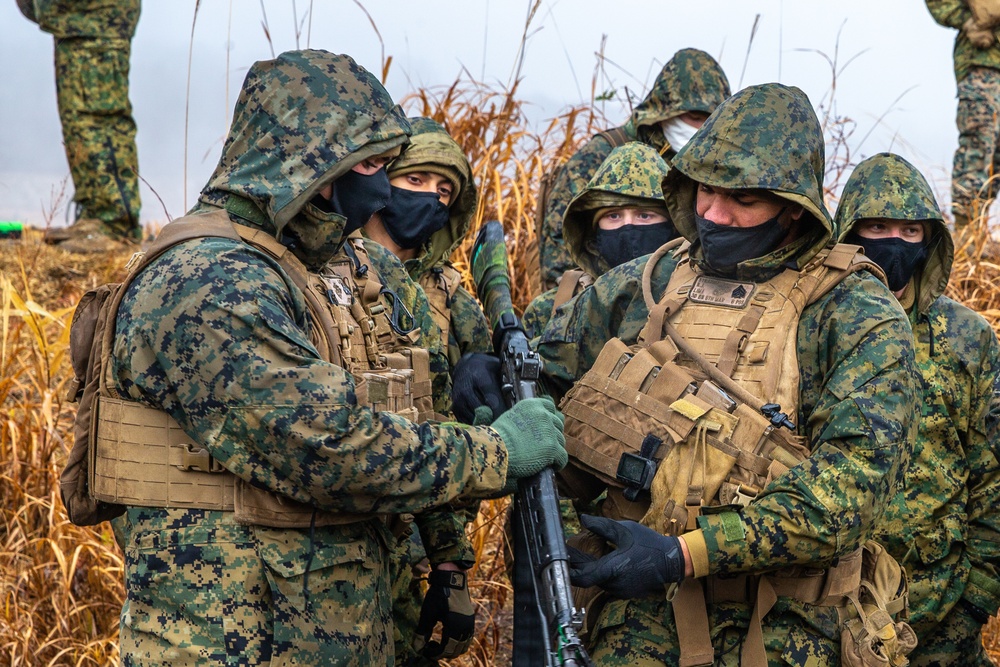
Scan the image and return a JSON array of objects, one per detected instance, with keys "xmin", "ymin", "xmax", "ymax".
[{"xmin": 63, "ymin": 211, "xmax": 434, "ymax": 529}]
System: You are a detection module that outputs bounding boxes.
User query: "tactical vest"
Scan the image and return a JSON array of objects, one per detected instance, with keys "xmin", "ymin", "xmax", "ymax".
[
  {"xmin": 68, "ymin": 210, "xmax": 433, "ymax": 529},
  {"xmin": 419, "ymin": 263, "xmax": 464, "ymax": 367},
  {"xmin": 551, "ymin": 269, "xmax": 594, "ymax": 316},
  {"xmin": 560, "ymin": 240, "xmax": 914, "ymax": 666}
]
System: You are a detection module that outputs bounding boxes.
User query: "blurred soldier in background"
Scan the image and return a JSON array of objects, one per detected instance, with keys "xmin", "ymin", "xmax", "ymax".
[
  {"xmin": 836, "ymin": 153, "xmax": 1000, "ymax": 666},
  {"xmin": 926, "ymin": 0, "xmax": 1000, "ymax": 236},
  {"xmin": 536, "ymin": 48, "xmax": 730, "ymax": 291},
  {"xmin": 18, "ymin": 0, "xmax": 142, "ymax": 252}
]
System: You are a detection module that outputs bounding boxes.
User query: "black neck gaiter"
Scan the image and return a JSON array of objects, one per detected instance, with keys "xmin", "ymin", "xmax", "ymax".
[
  {"xmin": 380, "ymin": 186, "xmax": 451, "ymax": 250},
  {"xmin": 694, "ymin": 209, "xmax": 787, "ymax": 276},
  {"xmin": 594, "ymin": 222, "xmax": 676, "ymax": 268},
  {"xmin": 328, "ymin": 168, "xmax": 392, "ymax": 237},
  {"xmin": 844, "ymin": 231, "xmax": 927, "ymax": 292}
]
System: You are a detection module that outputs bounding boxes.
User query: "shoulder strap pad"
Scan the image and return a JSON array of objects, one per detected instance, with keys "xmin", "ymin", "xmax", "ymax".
[
  {"xmin": 597, "ymin": 126, "xmax": 631, "ymax": 148},
  {"xmin": 552, "ymin": 269, "xmax": 594, "ymax": 314},
  {"xmin": 803, "ymin": 243, "xmax": 887, "ymax": 306}
]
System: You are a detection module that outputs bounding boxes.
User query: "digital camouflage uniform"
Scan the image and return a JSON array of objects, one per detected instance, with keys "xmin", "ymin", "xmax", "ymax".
[
  {"xmin": 535, "ymin": 84, "xmax": 918, "ymax": 665},
  {"xmin": 523, "ymin": 142, "xmax": 671, "ymax": 338},
  {"xmin": 926, "ymin": 0, "xmax": 1000, "ymax": 228},
  {"xmin": 21, "ymin": 0, "xmax": 142, "ymax": 239},
  {"xmin": 108, "ymin": 50, "xmax": 511, "ymax": 666},
  {"xmin": 538, "ymin": 48, "xmax": 730, "ymax": 290},
  {"xmin": 371, "ymin": 118, "xmax": 492, "ymax": 666},
  {"xmin": 836, "ymin": 153, "xmax": 1000, "ymax": 666}
]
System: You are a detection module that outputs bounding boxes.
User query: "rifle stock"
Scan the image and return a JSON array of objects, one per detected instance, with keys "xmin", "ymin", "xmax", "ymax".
[{"xmin": 471, "ymin": 221, "xmax": 591, "ymax": 667}]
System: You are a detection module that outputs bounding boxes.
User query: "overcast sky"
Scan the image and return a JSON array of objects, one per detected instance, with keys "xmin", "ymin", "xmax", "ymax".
[{"xmin": 0, "ymin": 0, "xmax": 962, "ymax": 228}]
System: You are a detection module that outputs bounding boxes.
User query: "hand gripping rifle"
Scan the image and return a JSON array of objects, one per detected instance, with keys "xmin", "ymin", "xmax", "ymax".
[{"xmin": 471, "ymin": 221, "xmax": 592, "ymax": 667}]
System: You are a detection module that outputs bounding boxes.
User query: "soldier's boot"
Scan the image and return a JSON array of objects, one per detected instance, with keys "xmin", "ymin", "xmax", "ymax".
[{"xmin": 43, "ymin": 218, "xmax": 137, "ymax": 254}]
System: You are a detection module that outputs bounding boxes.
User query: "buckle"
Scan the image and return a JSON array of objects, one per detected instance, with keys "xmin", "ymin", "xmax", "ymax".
[
  {"xmin": 617, "ymin": 452, "xmax": 657, "ymax": 502},
  {"xmin": 177, "ymin": 444, "xmax": 226, "ymax": 473}
]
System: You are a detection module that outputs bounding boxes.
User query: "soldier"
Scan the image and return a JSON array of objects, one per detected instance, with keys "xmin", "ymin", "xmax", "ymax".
[
  {"xmin": 18, "ymin": 0, "xmax": 142, "ymax": 252},
  {"xmin": 835, "ymin": 152, "xmax": 1000, "ymax": 666},
  {"xmin": 456, "ymin": 83, "xmax": 919, "ymax": 665},
  {"xmin": 537, "ymin": 48, "xmax": 730, "ymax": 291},
  {"xmin": 523, "ymin": 142, "xmax": 673, "ymax": 338},
  {"xmin": 926, "ymin": 0, "xmax": 1000, "ymax": 235},
  {"xmin": 361, "ymin": 117, "xmax": 493, "ymax": 665},
  {"xmin": 102, "ymin": 50, "xmax": 566, "ymax": 666}
]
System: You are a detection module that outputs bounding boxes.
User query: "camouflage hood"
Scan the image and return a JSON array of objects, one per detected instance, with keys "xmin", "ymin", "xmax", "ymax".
[
  {"xmin": 628, "ymin": 48, "xmax": 731, "ymax": 153},
  {"xmin": 663, "ymin": 83, "xmax": 833, "ymax": 280},
  {"xmin": 563, "ymin": 143, "xmax": 671, "ymax": 277},
  {"xmin": 835, "ymin": 153, "xmax": 951, "ymax": 315},
  {"xmin": 195, "ymin": 50, "xmax": 410, "ymax": 251},
  {"xmin": 386, "ymin": 117, "xmax": 478, "ymax": 279}
]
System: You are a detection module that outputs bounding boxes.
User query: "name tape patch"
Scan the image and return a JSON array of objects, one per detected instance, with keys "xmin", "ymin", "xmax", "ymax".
[{"xmin": 688, "ymin": 276, "xmax": 756, "ymax": 308}]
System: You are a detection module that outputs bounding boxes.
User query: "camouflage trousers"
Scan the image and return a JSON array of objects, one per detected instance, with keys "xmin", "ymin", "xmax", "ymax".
[
  {"xmin": 906, "ymin": 603, "xmax": 994, "ymax": 667},
  {"xmin": 116, "ymin": 509, "xmax": 393, "ymax": 666},
  {"xmin": 389, "ymin": 528, "xmax": 436, "ymax": 667},
  {"xmin": 587, "ymin": 595, "xmax": 839, "ymax": 666},
  {"xmin": 952, "ymin": 66, "xmax": 1000, "ymax": 226},
  {"xmin": 53, "ymin": 34, "xmax": 141, "ymax": 237}
]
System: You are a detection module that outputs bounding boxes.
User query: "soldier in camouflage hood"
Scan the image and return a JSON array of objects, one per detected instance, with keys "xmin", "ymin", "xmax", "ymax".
[
  {"xmin": 515, "ymin": 83, "xmax": 918, "ymax": 664},
  {"xmin": 523, "ymin": 142, "xmax": 673, "ymax": 338},
  {"xmin": 361, "ymin": 117, "xmax": 492, "ymax": 665},
  {"xmin": 836, "ymin": 153, "xmax": 1000, "ymax": 666},
  {"xmin": 537, "ymin": 48, "xmax": 730, "ymax": 291},
  {"xmin": 364, "ymin": 117, "xmax": 493, "ymax": 367},
  {"xmin": 106, "ymin": 50, "xmax": 566, "ymax": 666}
]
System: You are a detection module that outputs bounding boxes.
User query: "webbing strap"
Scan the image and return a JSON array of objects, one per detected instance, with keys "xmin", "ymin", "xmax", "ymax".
[
  {"xmin": 741, "ymin": 576, "xmax": 778, "ymax": 667},
  {"xmin": 672, "ymin": 578, "xmax": 714, "ymax": 666},
  {"xmin": 717, "ymin": 305, "xmax": 765, "ymax": 377},
  {"xmin": 552, "ymin": 269, "xmax": 588, "ymax": 315}
]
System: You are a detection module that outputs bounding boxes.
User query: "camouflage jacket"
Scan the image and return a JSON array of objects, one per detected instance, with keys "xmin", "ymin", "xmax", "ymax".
[
  {"xmin": 926, "ymin": 0, "xmax": 1000, "ymax": 81},
  {"xmin": 111, "ymin": 52, "xmax": 508, "ymax": 556},
  {"xmin": 30, "ymin": 0, "xmax": 139, "ymax": 39},
  {"xmin": 538, "ymin": 48, "xmax": 730, "ymax": 289},
  {"xmin": 836, "ymin": 153, "xmax": 1000, "ymax": 632},
  {"xmin": 536, "ymin": 84, "xmax": 918, "ymax": 638},
  {"xmin": 524, "ymin": 142, "xmax": 671, "ymax": 337}
]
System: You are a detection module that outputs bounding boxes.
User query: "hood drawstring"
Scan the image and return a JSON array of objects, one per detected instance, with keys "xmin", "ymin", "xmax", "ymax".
[
  {"xmin": 923, "ymin": 312, "xmax": 935, "ymax": 357},
  {"xmin": 301, "ymin": 509, "xmax": 318, "ymax": 608}
]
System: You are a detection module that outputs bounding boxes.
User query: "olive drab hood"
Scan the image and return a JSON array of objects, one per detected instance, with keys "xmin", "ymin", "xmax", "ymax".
[
  {"xmin": 562, "ymin": 142, "xmax": 672, "ymax": 277},
  {"xmin": 663, "ymin": 82, "xmax": 833, "ymax": 281},
  {"xmin": 835, "ymin": 153, "xmax": 952, "ymax": 317},
  {"xmin": 628, "ymin": 48, "xmax": 731, "ymax": 154},
  {"xmin": 193, "ymin": 50, "xmax": 411, "ymax": 266},
  {"xmin": 385, "ymin": 117, "xmax": 478, "ymax": 279}
]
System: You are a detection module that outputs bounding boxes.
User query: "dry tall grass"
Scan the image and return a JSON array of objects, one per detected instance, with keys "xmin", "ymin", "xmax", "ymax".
[{"xmin": 4, "ymin": 73, "xmax": 1000, "ymax": 666}]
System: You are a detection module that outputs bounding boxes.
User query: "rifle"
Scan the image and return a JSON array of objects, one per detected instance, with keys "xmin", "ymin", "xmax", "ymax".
[{"xmin": 471, "ymin": 220, "xmax": 592, "ymax": 667}]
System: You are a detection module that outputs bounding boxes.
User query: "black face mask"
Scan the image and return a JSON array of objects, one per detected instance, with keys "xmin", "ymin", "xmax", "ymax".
[
  {"xmin": 379, "ymin": 186, "xmax": 451, "ymax": 250},
  {"xmin": 328, "ymin": 168, "xmax": 392, "ymax": 237},
  {"xmin": 594, "ymin": 222, "xmax": 676, "ymax": 268},
  {"xmin": 694, "ymin": 209, "xmax": 788, "ymax": 276},
  {"xmin": 844, "ymin": 231, "xmax": 927, "ymax": 292}
]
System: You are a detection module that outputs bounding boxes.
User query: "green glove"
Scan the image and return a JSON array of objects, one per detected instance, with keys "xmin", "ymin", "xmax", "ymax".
[{"xmin": 491, "ymin": 396, "xmax": 567, "ymax": 494}]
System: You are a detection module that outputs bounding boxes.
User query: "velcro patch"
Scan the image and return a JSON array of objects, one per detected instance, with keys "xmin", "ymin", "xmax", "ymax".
[{"xmin": 689, "ymin": 276, "xmax": 755, "ymax": 308}]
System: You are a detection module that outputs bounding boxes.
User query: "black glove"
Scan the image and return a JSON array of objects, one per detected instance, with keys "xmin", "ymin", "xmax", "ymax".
[
  {"xmin": 568, "ymin": 514, "xmax": 685, "ymax": 599},
  {"xmin": 451, "ymin": 352, "xmax": 506, "ymax": 424},
  {"xmin": 412, "ymin": 569, "xmax": 476, "ymax": 660}
]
